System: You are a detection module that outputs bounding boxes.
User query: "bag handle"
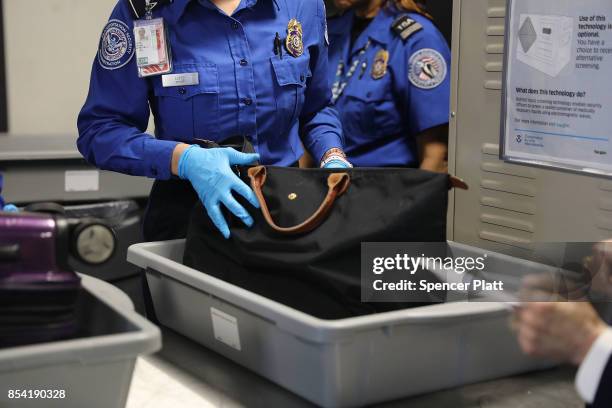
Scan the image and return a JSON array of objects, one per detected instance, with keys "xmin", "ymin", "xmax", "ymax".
[
  {"xmin": 449, "ymin": 175, "xmax": 469, "ymax": 190},
  {"xmin": 248, "ymin": 166, "xmax": 351, "ymax": 235}
]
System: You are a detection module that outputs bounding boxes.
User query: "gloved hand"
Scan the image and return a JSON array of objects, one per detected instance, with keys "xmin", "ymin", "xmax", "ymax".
[
  {"xmin": 2, "ymin": 204, "xmax": 18, "ymax": 212},
  {"xmin": 178, "ymin": 146, "xmax": 260, "ymax": 239},
  {"xmin": 321, "ymin": 148, "xmax": 353, "ymax": 169}
]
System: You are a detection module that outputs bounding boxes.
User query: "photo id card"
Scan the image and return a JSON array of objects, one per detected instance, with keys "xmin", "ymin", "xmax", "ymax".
[{"xmin": 133, "ymin": 18, "xmax": 172, "ymax": 77}]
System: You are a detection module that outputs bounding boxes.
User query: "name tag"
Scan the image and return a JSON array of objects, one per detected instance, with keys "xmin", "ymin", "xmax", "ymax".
[{"xmin": 162, "ymin": 72, "xmax": 199, "ymax": 87}]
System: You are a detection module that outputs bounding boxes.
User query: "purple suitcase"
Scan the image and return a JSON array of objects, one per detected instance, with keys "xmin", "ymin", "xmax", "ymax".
[
  {"xmin": 0, "ymin": 212, "xmax": 81, "ymax": 347},
  {"xmin": 0, "ymin": 211, "xmax": 115, "ymax": 347}
]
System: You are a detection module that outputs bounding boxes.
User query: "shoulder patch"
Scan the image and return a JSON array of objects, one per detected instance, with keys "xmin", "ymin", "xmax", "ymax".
[
  {"xmin": 392, "ymin": 16, "xmax": 423, "ymax": 42},
  {"xmin": 98, "ymin": 19, "xmax": 134, "ymax": 70},
  {"xmin": 127, "ymin": 0, "xmax": 171, "ymax": 19},
  {"xmin": 408, "ymin": 48, "xmax": 447, "ymax": 90}
]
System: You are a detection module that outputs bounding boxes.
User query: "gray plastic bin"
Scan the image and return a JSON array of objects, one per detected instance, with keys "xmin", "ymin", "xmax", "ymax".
[
  {"xmin": 128, "ymin": 240, "xmax": 550, "ymax": 408},
  {"xmin": 0, "ymin": 275, "xmax": 162, "ymax": 408}
]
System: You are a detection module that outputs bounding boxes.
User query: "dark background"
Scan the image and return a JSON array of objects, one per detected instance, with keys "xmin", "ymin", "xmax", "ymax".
[
  {"xmin": 425, "ymin": 0, "xmax": 453, "ymax": 44},
  {"xmin": 0, "ymin": 0, "xmax": 7, "ymax": 132}
]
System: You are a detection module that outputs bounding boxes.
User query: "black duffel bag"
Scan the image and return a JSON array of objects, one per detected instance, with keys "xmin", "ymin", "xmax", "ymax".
[{"xmin": 184, "ymin": 165, "xmax": 466, "ymax": 319}]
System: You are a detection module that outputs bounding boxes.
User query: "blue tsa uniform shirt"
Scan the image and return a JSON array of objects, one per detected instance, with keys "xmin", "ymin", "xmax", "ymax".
[
  {"xmin": 78, "ymin": 0, "xmax": 343, "ymax": 180},
  {"xmin": 327, "ymin": 8, "xmax": 451, "ymax": 167}
]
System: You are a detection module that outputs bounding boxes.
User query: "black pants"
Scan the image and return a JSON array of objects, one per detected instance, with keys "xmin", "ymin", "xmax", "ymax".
[
  {"xmin": 141, "ymin": 179, "xmax": 198, "ymax": 322},
  {"xmin": 143, "ymin": 179, "xmax": 198, "ymax": 242}
]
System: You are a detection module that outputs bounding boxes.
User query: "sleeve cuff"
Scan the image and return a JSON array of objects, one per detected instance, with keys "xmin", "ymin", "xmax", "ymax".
[
  {"xmin": 412, "ymin": 116, "xmax": 450, "ymax": 138},
  {"xmin": 576, "ymin": 328, "xmax": 612, "ymax": 404},
  {"xmin": 308, "ymin": 133, "xmax": 344, "ymax": 163},
  {"xmin": 143, "ymin": 138, "xmax": 180, "ymax": 180}
]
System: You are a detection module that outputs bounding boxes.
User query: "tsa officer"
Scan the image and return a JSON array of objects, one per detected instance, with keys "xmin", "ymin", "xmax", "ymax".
[
  {"xmin": 327, "ymin": 0, "xmax": 450, "ymax": 171},
  {"xmin": 78, "ymin": 0, "xmax": 351, "ymax": 242}
]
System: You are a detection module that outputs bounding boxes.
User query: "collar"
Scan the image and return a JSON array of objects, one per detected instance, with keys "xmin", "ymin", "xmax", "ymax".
[
  {"xmin": 166, "ymin": 0, "xmax": 280, "ymax": 24},
  {"xmin": 363, "ymin": 8, "xmax": 395, "ymax": 46},
  {"xmin": 166, "ymin": 0, "xmax": 191, "ymax": 23},
  {"xmin": 328, "ymin": 10, "xmax": 353, "ymax": 37}
]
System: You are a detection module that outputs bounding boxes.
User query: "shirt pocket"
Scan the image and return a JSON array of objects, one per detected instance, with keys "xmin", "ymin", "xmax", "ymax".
[
  {"xmin": 151, "ymin": 64, "xmax": 220, "ymax": 141},
  {"xmin": 343, "ymin": 82, "xmax": 400, "ymax": 140},
  {"xmin": 270, "ymin": 56, "xmax": 311, "ymax": 135}
]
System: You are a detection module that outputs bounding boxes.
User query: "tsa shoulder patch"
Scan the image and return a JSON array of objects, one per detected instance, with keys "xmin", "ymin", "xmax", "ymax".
[
  {"xmin": 392, "ymin": 16, "xmax": 423, "ymax": 42},
  {"xmin": 408, "ymin": 48, "xmax": 447, "ymax": 90},
  {"xmin": 98, "ymin": 19, "xmax": 135, "ymax": 70}
]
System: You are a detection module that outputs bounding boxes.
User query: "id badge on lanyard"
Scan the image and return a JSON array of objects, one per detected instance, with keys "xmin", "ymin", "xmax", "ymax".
[{"xmin": 133, "ymin": 1, "xmax": 173, "ymax": 77}]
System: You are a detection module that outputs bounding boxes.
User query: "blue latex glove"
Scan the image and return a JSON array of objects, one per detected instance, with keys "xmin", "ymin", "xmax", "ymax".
[
  {"xmin": 323, "ymin": 159, "xmax": 352, "ymax": 169},
  {"xmin": 178, "ymin": 146, "xmax": 260, "ymax": 239},
  {"xmin": 2, "ymin": 204, "xmax": 19, "ymax": 212}
]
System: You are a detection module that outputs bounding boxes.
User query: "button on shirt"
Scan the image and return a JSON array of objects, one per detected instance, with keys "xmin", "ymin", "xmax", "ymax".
[
  {"xmin": 78, "ymin": 0, "xmax": 342, "ymax": 180},
  {"xmin": 327, "ymin": 9, "xmax": 451, "ymax": 167}
]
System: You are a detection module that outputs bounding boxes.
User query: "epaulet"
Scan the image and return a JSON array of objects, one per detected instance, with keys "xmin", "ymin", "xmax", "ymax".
[
  {"xmin": 391, "ymin": 15, "xmax": 423, "ymax": 42},
  {"xmin": 126, "ymin": 0, "xmax": 172, "ymax": 19}
]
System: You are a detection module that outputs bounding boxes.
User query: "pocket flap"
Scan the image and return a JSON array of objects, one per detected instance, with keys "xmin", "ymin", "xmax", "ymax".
[
  {"xmin": 344, "ymin": 83, "xmax": 388, "ymax": 102},
  {"xmin": 271, "ymin": 57, "xmax": 311, "ymax": 87},
  {"xmin": 153, "ymin": 64, "xmax": 219, "ymax": 100}
]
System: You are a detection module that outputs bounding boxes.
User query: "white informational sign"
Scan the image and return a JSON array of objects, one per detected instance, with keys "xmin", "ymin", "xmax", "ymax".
[
  {"xmin": 65, "ymin": 170, "xmax": 100, "ymax": 192},
  {"xmin": 502, "ymin": 0, "xmax": 612, "ymax": 176},
  {"xmin": 210, "ymin": 307, "xmax": 241, "ymax": 351}
]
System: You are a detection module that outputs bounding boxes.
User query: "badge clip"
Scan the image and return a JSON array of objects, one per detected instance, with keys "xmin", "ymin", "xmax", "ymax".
[{"xmin": 145, "ymin": 0, "xmax": 154, "ymax": 19}]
